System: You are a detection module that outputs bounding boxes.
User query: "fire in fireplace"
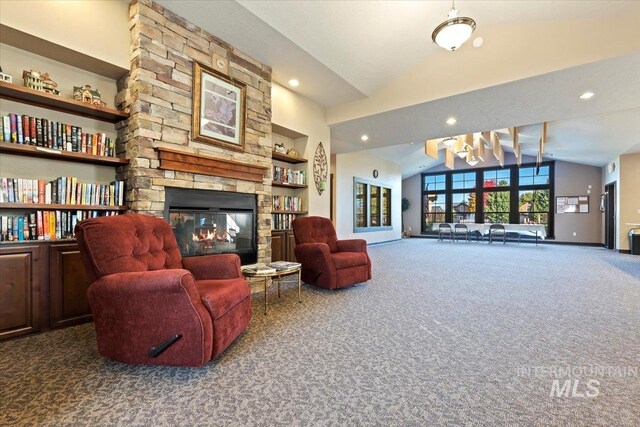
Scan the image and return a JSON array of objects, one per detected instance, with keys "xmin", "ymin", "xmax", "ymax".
[{"xmin": 164, "ymin": 188, "xmax": 257, "ymax": 264}]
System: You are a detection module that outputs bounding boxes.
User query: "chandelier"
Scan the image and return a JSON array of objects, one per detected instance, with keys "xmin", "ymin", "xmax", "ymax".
[{"xmin": 431, "ymin": 0, "xmax": 476, "ymax": 51}]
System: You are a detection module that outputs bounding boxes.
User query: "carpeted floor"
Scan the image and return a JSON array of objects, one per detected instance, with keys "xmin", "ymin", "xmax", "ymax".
[{"xmin": 1, "ymin": 239, "xmax": 639, "ymax": 426}]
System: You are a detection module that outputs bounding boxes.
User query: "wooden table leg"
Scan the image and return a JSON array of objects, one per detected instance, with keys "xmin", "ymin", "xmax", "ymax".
[
  {"xmin": 277, "ymin": 276, "xmax": 281, "ymax": 298},
  {"xmin": 298, "ymin": 270, "xmax": 302, "ymax": 303}
]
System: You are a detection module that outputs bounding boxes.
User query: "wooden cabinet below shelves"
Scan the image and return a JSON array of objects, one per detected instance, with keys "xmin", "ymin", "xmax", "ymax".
[
  {"xmin": 49, "ymin": 244, "xmax": 91, "ymax": 329},
  {"xmin": 271, "ymin": 230, "xmax": 297, "ymax": 262},
  {"xmin": 0, "ymin": 245, "xmax": 41, "ymax": 340},
  {"xmin": 0, "ymin": 241, "xmax": 92, "ymax": 341}
]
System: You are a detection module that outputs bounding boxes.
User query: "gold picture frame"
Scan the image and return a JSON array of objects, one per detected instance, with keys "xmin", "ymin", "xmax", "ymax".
[{"xmin": 192, "ymin": 61, "xmax": 246, "ymax": 152}]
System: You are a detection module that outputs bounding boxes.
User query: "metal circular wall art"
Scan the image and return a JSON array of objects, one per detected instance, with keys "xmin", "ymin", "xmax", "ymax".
[{"xmin": 313, "ymin": 142, "xmax": 328, "ymax": 196}]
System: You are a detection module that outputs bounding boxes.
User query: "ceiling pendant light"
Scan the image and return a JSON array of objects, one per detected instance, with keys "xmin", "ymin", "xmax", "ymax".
[
  {"xmin": 442, "ymin": 136, "xmax": 457, "ymax": 147},
  {"xmin": 432, "ymin": 0, "xmax": 477, "ymax": 51},
  {"xmin": 466, "ymin": 151, "xmax": 479, "ymax": 166},
  {"xmin": 455, "ymin": 144, "xmax": 469, "ymax": 159}
]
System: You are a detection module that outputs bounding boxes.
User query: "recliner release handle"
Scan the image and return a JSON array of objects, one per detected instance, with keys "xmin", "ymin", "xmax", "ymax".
[{"xmin": 148, "ymin": 334, "xmax": 182, "ymax": 358}]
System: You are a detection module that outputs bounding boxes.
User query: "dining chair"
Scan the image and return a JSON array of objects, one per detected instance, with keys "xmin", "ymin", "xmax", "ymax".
[
  {"xmin": 488, "ymin": 224, "xmax": 506, "ymax": 244},
  {"xmin": 438, "ymin": 223, "xmax": 453, "ymax": 241},
  {"xmin": 454, "ymin": 224, "xmax": 470, "ymax": 242}
]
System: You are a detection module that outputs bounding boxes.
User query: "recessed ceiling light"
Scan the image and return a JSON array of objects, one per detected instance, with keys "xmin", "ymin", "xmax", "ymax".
[
  {"xmin": 579, "ymin": 91, "xmax": 594, "ymax": 100},
  {"xmin": 288, "ymin": 79, "xmax": 300, "ymax": 87},
  {"xmin": 472, "ymin": 36, "xmax": 484, "ymax": 48},
  {"xmin": 446, "ymin": 117, "xmax": 457, "ymax": 125},
  {"xmin": 361, "ymin": 134, "xmax": 369, "ymax": 142},
  {"xmin": 410, "ymin": 142, "xmax": 415, "ymax": 145}
]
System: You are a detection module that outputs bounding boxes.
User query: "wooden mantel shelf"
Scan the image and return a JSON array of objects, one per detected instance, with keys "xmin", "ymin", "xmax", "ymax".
[{"xmin": 157, "ymin": 147, "xmax": 268, "ymax": 183}]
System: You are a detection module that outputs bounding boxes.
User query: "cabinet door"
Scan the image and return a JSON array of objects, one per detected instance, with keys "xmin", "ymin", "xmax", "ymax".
[
  {"xmin": 49, "ymin": 244, "xmax": 92, "ymax": 328},
  {"xmin": 0, "ymin": 246, "xmax": 40, "ymax": 339},
  {"xmin": 271, "ymin": 231, "xmax": 286, "ymax": 261},
  {"xmin": 286, "ymin": 232, "xmax": 297, "ymax": 262}
]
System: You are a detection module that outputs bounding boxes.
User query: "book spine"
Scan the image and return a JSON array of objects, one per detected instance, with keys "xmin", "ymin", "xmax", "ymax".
[
  {"xmin": 37, "ymin": 210, "xmax": 43, "ymax": 240},
  {"xmin": 22, "ymin": 115, "xmax": 30, "ymax": 144},
  {"xmin": 9, "ymin": 113, "xmax": 17, "ymax": 143},
  {"xmin": 2, "ymin": 116, "xmax": 10, "ymax": 142},
  {"xmin": 65, "ymin": 124, "xmax": 72, "ymax": 151}
]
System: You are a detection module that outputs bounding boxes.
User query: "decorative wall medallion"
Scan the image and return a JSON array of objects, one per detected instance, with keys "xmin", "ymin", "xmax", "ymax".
[{"xmin": 313, "ymin": 142, "xmax": 328, "ymax": 196}]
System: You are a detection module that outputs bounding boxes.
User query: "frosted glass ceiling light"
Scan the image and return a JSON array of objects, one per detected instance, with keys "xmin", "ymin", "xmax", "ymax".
[{"xmin": 432, "ymin": 0, "xmax": 476, "ymax": 51}]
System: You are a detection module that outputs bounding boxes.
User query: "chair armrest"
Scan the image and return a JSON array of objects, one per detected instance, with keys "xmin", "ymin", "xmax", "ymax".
[
  {"xmin": 182, "ymin": 254, "xmax": 242, "ymax": 280},
  {"xmin": 337, "ymin": 239, "xmax": 368, "ymax": 253},
  {"xmin": 294, "ymin": 243, "xmax": 335, "ymax": 271},
  {"xmin": 89, "ymin": 269, "xmax": 200, "ymax": 302}
]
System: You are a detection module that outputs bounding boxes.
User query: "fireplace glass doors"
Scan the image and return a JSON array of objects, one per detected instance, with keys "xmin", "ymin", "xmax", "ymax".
[
  {"xmin": 169, "ymin": 210, "xmax": 254, "ymax": 258},
  {"xmin": 164, "ymin": 188, "xmax": 257, "ymax": 264}
]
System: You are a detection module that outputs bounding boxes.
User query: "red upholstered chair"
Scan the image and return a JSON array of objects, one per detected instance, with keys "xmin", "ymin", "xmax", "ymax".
[
  {"xmin": 74, "ymin": 213, "xmax": 251, "ymax": 367},
  {"xmin": 292, "ymin": 216, "xmax": 371, "ymax": 290}
]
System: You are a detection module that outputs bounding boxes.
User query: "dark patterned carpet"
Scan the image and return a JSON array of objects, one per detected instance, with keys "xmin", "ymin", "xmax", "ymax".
[{"xmin": 1, "ymin": 240, "xmax": 639, "ymax": 426}]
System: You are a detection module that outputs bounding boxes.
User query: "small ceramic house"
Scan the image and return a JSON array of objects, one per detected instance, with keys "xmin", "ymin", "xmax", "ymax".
[
  {"xmin": 23, "ymin": 68, "xmax": 43, "ymax": 91},
  {"xmin": 0, "ymin": 67, "xmax": 11, "ymax": 84},
  {"xmin": 73, "ymin": 85, "xmax": 105, "ymax": 106},
  {"xmin": 41, "ymin": 73, "xmax": 60, "ymax": 95}
]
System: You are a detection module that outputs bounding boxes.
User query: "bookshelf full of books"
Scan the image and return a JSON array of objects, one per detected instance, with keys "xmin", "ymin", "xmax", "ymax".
[
  {"xmin": 0, "ymin": 52, "xmax": 129, "ymax": 340},
  {"xmin": 270, "ymin": 129, "xmax": 310, "ymax": 263}
]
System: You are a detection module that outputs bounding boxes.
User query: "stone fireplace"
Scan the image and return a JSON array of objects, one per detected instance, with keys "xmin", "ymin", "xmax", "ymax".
[
  {"xmin": 117, "ymin": 0, "xmax": 274, "ymax": 265},
  {"xmin": 164, "ymin": 188, "xmax": 257, "ymax": 264}
]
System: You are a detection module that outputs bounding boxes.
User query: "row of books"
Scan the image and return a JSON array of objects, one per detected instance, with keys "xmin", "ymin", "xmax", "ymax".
[
  {"xmin": 0, "ymin": 177, "xmax": 125, "ymax": 207},
  {"xmin": 273, "ymin": 166, "xmax": 306, "ymax": 185},
  {"xmin": 272, "ymin": 213, "xmax": 297, "ymax": 230},
  {"xmin": 272, "ymin": 195, "xmax": 302, "ymax": 212},
  {"xmin": 1, "ymin": 113, "xmax": 116, "ymax": 157},
  {"xmin": 0, "ymin": 210, "xmax": 119, "ymax": 242}
]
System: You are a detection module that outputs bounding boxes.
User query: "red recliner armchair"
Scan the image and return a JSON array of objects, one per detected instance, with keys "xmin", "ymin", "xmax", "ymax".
[
  {"xmin": 75, "ymin": 213, "xmax": 251, "ymax": 367},
  {"xmin": 292, "ymin": 216, "xmax": 371, "ymax": 290}
]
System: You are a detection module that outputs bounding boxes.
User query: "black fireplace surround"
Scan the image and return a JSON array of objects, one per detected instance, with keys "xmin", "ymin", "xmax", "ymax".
[{"xmin": 164, "ymin": 188, "xmax": 257, "ymax": 264}]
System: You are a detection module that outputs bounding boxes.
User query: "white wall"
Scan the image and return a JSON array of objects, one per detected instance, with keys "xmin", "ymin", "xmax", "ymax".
[
  {"xmin": 0, "ymin": 0, "xmax": 130, "ymax": 70},
  {"xmin": 271, "ymin": 83, "xmax": 330, "ymax": 218},
  {"xmin": 335, "ymin": 151, "xmax": 402, "ymax": 243}
]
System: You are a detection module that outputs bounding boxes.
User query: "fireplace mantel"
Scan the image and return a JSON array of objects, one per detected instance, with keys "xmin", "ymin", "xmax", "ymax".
[{"xmin": 157, "ymin": 147, "xmax": 269, "ymax": 183}]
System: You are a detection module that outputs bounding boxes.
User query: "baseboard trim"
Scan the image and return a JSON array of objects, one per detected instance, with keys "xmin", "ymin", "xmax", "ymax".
[
  {"xmin": 368, "ymin": 238, "xmax": 402, "ymax": 246},
  {"xmin": 618, "ymin": 249, "xmax": 632, "ymax": 254}
]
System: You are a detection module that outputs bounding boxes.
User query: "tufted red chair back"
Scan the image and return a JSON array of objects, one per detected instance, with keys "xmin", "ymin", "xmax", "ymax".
[
  {"xmin": 292, "ymin": 216, "xmax": 338, "ymax": 253},
  {"xmin": 75, "ymin": 213, "xmax": 183, "ymax": 283}
]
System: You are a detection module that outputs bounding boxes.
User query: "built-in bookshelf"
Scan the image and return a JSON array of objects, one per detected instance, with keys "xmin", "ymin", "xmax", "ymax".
[
  {"xmin": 0, "ymin": 37, "xmax": 130, "ymax": 340},
  {"xmin": 271, "ymin": 129, "xmax": 309, "ymax": 232},
  {"xmin": 0, "ymin": 79, "xmax": 129, "ymax": 244}
]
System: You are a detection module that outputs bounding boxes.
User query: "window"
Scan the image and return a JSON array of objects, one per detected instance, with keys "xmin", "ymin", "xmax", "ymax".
[
  {"xmin": 354, "ymin": 178, "xmax": 392, "ymax": 231},
  {"xmin": 452, "ymin": 172, "xmax": 476, "ymax": 190},
  {"xmin": 424, "ymin": 193, "xmax": 446, "ymax": 231},
  {"xmin": 424, "ymin": 174, "xmax": 446, "ymax": 191},
  {"xmin": 519, "ymin": 166, "xmax": 550, "ymax": 186},
  {"xmin": 451, "ymin": 192, "xmax": 476, "ymax": 223},
  {"xmin": 370, "ymin": 185, "xmax": 380, "ymax": 226},
  {"xmin": 483, "ymin": 190, "xmax": 510, "ymax": 223},
  {"xmin": 483, "ymin": 169, "xmax": 510, "ymax": 187},
  {"xmin": 421, "ymin": 162, "xmax": 554, "ymax": 236},
  {"xmin": 355, "ymin": 182, "xmax": 367, "ymax": 228},
  {"xmin": 381, "ymin": 188, "xmax": 391, "ymax": 226}
]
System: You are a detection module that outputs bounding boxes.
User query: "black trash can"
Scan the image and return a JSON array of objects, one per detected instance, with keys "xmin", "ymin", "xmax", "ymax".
[{"xmin": 629, "ymin": 228, "xmax": 640, "ymax": 255}]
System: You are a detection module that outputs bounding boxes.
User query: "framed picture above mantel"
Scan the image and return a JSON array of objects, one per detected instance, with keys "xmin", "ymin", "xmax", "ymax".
[{"xmin": 191, "ymin": 61, "xmax": 246, "ymax": 152}]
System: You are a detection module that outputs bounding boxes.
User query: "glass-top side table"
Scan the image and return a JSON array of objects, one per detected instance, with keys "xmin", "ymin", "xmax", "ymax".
[{"xmin": 242, "ymin": 266, "xmax": 302, "ymax": 315}]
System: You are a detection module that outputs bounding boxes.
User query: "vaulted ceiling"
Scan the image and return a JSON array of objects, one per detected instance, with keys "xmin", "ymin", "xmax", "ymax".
[{"xmin": 159, "ymin": 0, "xmax": 640, "ymax": 175}]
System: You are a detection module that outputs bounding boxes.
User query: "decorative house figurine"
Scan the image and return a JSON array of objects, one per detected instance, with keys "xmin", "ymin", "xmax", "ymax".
[
  {"xmin": 73, "ymin": 85, "xmax": 106, "ymax": 106},
  {"xmin": 0, "ymin": 66, "xmax": 12, "ymax": 84},
  {"xmin": 41, "ymin": 72, "xmax": 60, "ymax": 95},
  {"xmin": 274, "ymin": 142, "xmax": 286, "ymax": 153},
  {"xmin": 23, "ymin": 68, "xmax": 43, "ymax": 91}
]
